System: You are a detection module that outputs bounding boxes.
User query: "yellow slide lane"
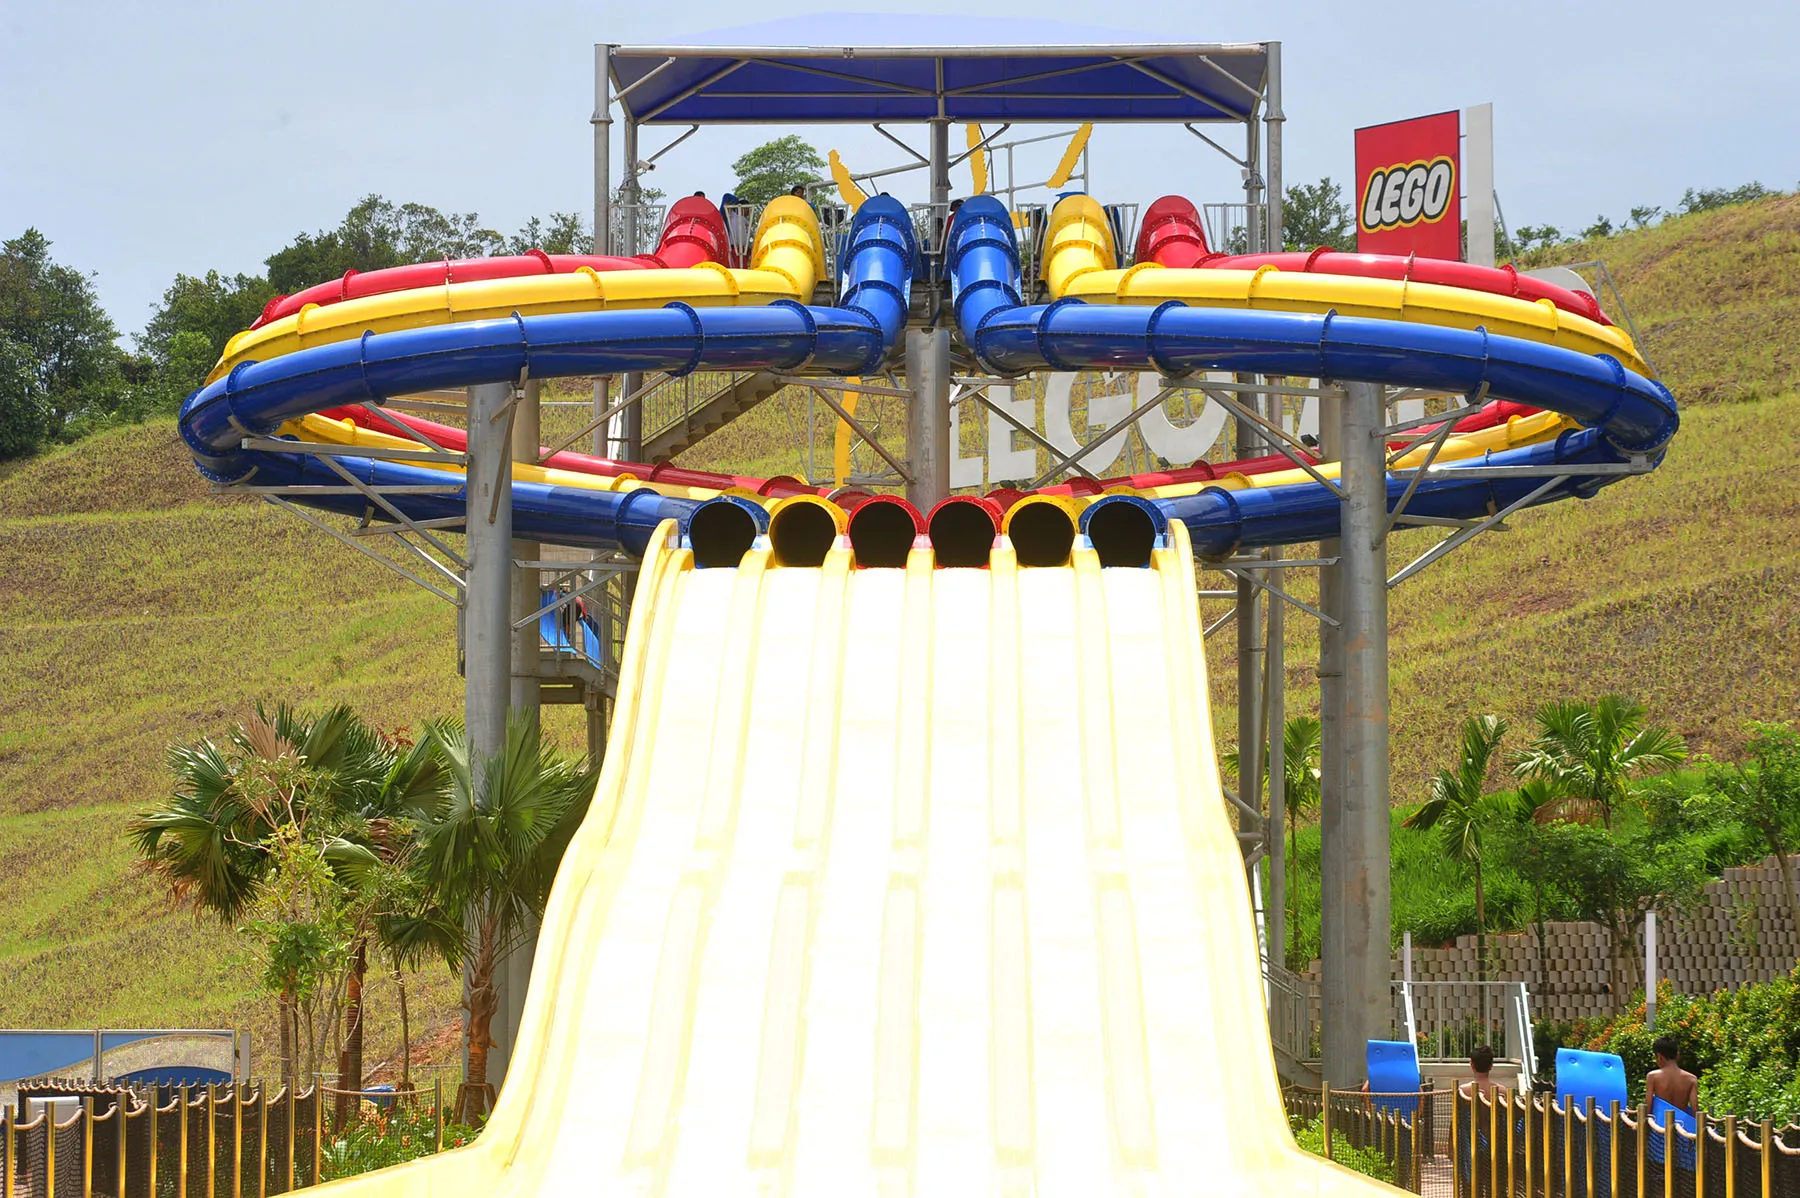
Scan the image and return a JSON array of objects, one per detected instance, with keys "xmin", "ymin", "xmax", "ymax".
[
  {"xmin": 207, "ymin": 199, "xmax": 827, "ymax": 383},
  {"xmin": 1042, "ymin": 195, "xmax": 1649, "ymax": 376},
  {"xmin": 305, "ymin": 520, "xmax": 1401, "ymax": 1197}
]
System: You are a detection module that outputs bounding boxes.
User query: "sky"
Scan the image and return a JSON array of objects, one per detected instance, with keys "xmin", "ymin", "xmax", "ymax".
[{"xmin": 3, "ymin": 0, "xmax": 1796, "ymax": 337}]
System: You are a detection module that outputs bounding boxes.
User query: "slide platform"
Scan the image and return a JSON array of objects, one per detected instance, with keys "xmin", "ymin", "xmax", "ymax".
[{"xmin": 306, "ymin": 519, "xmax": 1404, "ymax": 1197}]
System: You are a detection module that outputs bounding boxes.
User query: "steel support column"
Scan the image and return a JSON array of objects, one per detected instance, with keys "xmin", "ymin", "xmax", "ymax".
[
  {"xmin": 464, "ymin": 381, "xmax": 513, "ymax": 1092},
  {"xmin": 1264, "ymin": 42, "xmax": 1284, "ymax": 254},
  {"xmin": 497, "ymin": 378, "xmax": 542, "ymax": 1093},
  {"xmin": 593, "ymin": 45, "xmax": 614, "ymax": 457},
  {"xmin": 620, "ymin": 115, "xmax": 643, "ymax": 461},
  {"xmin": 905, "ymin": 328, "xmax": 950, "ymax": 512},
  {"xmin": 928, "ymin": 117, "xmax": 951, "ymax": 212},
  {"xmin": 1320, "ymin": 380, "xmax": 1392, "ymax": 1087}
]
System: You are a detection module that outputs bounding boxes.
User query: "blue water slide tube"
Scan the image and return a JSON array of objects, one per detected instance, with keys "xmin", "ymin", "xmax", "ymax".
[
  {"xmin": 944, "ymin": 196, "xmax": 1676, "ymax": 552},
  {"xmin": 176, "ymin": 198, "xmax": 916, "ymax": 551}
]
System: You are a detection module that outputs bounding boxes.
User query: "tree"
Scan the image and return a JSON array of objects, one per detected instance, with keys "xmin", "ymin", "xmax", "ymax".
[
  {"xmin": 1582, "ymin": 215, "xmax": 1615, "ymax": 240},
  {"xmin": 1225, "ymin": 714, "xmax": 1321, "ymax": 970},
  {"xmin": 320, "ymin": 726, "xmax": 455, "ymax": 1109},
  {"xmin": 264, "ymin": 196, "xmax": 506, "ymax": 294},
  {"xmin": 1516, "ymin": 820, "xmax": 1704, "ymax": 1012},
  {"xmin": 1403, "ymin": 715, "xmax": 1510, "ymax": 976},
  {"xmin": 1629, "ymin": 205, "xmax": 1663, "ymax": 229},
  {"xmin": 0, "ymin": 335, "xmax": 48, "ymax": 458},
  {"xmin": 506, "ymin": 213, "xmax": 593, "ymax": 256},
  {"xmin": 1680, "ymin": 182, "xmax": 1771, "ymax": 215},
  {"xmin": 137, "ymin": 270, "xmax": 276, "ymax": 403},
  {"xmin": 415, "ymin": 714, "xmax": 595, "ymax": 1122},
  {"xmin": 730, "ymin": 136, "xmax": 826, "ymax": 206},
  {"xmin": 132, "ymin": 703, "xmax": 391, "ymax": 1081},
  {"xmin": 1514, "ymin": 695, "xmax": 1687, "ymax": 827},
  {"xmin": 1511, "ymin": 225, "xmax": 1566, "ymax": 255},
  {"xmin": 1689, "ymin": 723, "xmax": 1800, "ymax": 937},
  {"xmin": 1281, "ymin": 178, "xmax": 1355, "ymax": 251},
  {"xmin": 0, "ymin": 229, "xmax": 128, "ymax": 452}
]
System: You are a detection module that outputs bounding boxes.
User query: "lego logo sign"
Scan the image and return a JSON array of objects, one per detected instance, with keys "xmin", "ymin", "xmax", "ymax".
[
  {"xmin": 1361, "ymin": 158, "xmax": 1456, "ymax": 231},
  {"xmin": 1355, "ymin": 110, "xmax": 1461, "ymax": 260}
]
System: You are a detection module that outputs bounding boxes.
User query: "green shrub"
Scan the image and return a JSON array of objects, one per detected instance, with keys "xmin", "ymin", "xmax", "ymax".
[
  {"xmin": 1290, "ymin": 1115, "xmax": 1395, "ymax": 1184},
  {"xmin": 320, "ymin": 1099, "xmax": 481, "ymax": 1180},
  {"xmin": 1535, "ymin": 969, "xmax": 1800, "ymax": 1119}
]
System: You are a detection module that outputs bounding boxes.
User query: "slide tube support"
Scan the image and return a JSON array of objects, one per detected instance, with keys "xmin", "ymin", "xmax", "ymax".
[{"xmin": 1319, "ymin": 380, "xmax": 1393, "ymax": 1088}]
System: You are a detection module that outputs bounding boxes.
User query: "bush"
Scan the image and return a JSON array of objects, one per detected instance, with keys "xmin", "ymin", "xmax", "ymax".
[
  {"xmin": 1534, "ymin": 969, "xmax": 1800, "ymax": 1120},
  {"xmin": 320, "ymin": 1099, "xmax": 480, "ymax": 1180},
  {"xmin": 1291, "ymin": 1115, "xmax": 1395, "ymax": 1183}
]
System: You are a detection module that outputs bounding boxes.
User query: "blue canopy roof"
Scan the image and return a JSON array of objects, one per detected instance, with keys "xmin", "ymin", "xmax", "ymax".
[{"xmin": 610, "ymin": 15, "xmax": 1269, "ymax": 125}]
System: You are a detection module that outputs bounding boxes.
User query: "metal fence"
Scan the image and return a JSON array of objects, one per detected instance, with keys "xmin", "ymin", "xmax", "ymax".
[
  {"xmin": 1452, "ymin": 1087, "xmax": 1800, "ymax": 1198},
  {"xmin": 3, "ymin": 1081, "xmax": 448, "ymax": 1198},
  {"xmin": 1286, "ymin": 1082, "xmax": 1438, "ymax": 1193}
]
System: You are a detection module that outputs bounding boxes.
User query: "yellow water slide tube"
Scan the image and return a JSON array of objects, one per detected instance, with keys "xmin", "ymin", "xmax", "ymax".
[
  {"xmin": 207, "ymin": 198, "xmax": 827, "ymax": 383},
  {"xmin": 1040, "ymin": 195, "xmax": 1649, "ymax": 376}
]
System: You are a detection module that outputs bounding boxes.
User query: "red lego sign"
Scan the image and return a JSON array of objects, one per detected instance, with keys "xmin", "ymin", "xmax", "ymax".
[{"xmin": 1355, "ymin": 111, "xmax": 1462, "ymax": 260}]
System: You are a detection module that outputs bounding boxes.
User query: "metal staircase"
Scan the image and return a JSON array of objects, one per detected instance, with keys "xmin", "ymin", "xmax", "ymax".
[{"xmin": 642, "ymin": 370, "xmax": 786, "ymax": 462}]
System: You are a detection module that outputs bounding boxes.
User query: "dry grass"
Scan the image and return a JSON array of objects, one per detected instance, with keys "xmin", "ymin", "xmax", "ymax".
[{"xmin": 1532, "ymin": 192, "xmax": 1800, "ymax": 405}]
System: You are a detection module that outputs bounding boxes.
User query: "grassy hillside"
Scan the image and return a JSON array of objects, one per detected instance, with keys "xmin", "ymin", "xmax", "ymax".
[
  {"xmin": 1529, "ymin": 192, "xmax": 1800, "ymax": 404},
  {"xmin": 0, "ymin": 424, "xmax": 533, "ymax": 1075},
  {"xmin": 1, "ymin": 195, "xmax": 1795, "ymax": 1061}
]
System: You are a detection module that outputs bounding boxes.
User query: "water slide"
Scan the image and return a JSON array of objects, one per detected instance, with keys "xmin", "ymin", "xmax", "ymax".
[
  {"xmin": 250, "ymin": 197, "xmax": 732, "ymax": 328},
  {"xmin": 304, "ymin": 518, "xmax": 1400, "ymax": 1197},
  {"xmin": 171, "ymin": 186, "xmax": 1679, "ymax": 1196},
  {"xmin": 947, "ymin": 195, "xmax": 1675, "ymax": 555}
]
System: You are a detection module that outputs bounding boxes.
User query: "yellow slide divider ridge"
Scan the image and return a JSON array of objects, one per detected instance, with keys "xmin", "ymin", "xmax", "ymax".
[
  {"xmin": 966, "ymin": 123, "xmax": 989, "ymax": 194},
  {"xmin": 207, "ymin": 197, "xmax": 826, "ymax": 383},
  {"xmin": 1041, "ymin": 195, "xmax": 1648, "ymax": 374},
  {"xmin": 1045, "ymin": 122, "xmax": 1092, "ymax": 188},
  {"xmin": 827, "ymin": 150, "xmax": 869, "ymax": 212},
  {"xmin": 297, "ymin": 519, "xmax": 1405, "ymax": 1197}
]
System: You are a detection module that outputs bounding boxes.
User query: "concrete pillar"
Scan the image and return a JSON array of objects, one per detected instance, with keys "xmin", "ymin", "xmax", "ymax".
[
  {"xmin": 905, "ymin": 328, "xmax": 951, "ymax": 512},
  {"xmin": 463, "ymin": 381, "xmax": 513, "ymax": 1090},
  {"xmin": 1320, "ymin": 381, "xmax": 1392, "ymax": 1086}
]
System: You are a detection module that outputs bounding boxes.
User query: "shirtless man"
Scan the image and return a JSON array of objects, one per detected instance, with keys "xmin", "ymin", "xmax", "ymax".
[
  {"xmin": 1647, "ymin": 1035, "xmax": 1699, "ymax": 1116},
  {"xmin": 1460, "ymin": 1044, "xmax": 1505, "ymax": 1100}
]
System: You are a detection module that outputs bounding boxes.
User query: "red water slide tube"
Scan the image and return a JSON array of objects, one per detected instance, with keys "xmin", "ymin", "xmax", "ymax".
[
  {"xmin": 1131, "ymin": 196, "xmax": 1610, "ymax": 325},
  {"xmin": 1023, "ymin": 397, "xmax": 1545, "ymax": 499},
  {"xmin": 251, "ymin": 197, "xmax": 732, "ymax": 328},
  {"xmin": 318, "ymin": 405, "xmax": 827, "ymax": 499}
]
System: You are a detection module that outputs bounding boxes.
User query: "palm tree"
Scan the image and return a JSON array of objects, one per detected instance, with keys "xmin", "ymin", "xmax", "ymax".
[
  {"xmin": 321, "ymin": 729, "xmax": 452, "ymax": 1116},
  {"xmin": 132, "ymin": 703, "xmax": 383, "ymax": 1080},
  {"xmin": 1513, "ymin": 695, "xmax": 1687, "ymax": 827},
  {"xmin": 1403, "ymin": 714, "xmax": 1509, "ymax": 977},
  {"xmin": 415, "ymin": 714, "xmax": 596, "ymax": 1123},
  {"xmin": 1225, "ymin": 715, "xmax": 1321, "ymax": 969}
]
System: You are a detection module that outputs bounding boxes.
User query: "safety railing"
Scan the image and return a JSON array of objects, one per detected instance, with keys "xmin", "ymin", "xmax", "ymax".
[
  {"xmin": 1266, "ymin": 960, "xmax": 1321, "ymax": 1065},
  {"xmin": 2, "ymin": 1080, "xmax": 452, "ymax": 1197},
  {"xmin": 607, "ymin": 204, "xmax": 669, "ymax": 258},
  {"xmin": 1453, "ymin": 1086, "xmax": 1800, "ymax": 1197},
  {"xmin": 1400, "ymin": 979, "xmax": 1537, "ymax": 1081}
]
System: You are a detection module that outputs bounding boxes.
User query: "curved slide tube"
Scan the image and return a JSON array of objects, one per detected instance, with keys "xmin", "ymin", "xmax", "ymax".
[
  {"xmin": 313, "ymin": 405, "xmax": 830, "ymax": 499},
  {"xmin": 179, "ymin": 197, "xmax": 917, "ymax": 554},
  {"xmin": 209, "ymin": 197, "xmax": 828, "ymax": 383},
  {"xmin": 1043, "ymin": 196, "xmax": 1647, "ymax": 375},
  {"xmin": 251, "ymin": 197, "xmax": 732, "ymax": 329},
  {"xmin": 948, "ymin": 194, "xmax": 1675, "ymax": 552},
  {"xmin": 1132, "ymin": 194, "xmax": 1611, "ymax": 325},
  {"xmin": 300, "ymin": 518, "xmax": 1404, "ymax": 1197}
]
